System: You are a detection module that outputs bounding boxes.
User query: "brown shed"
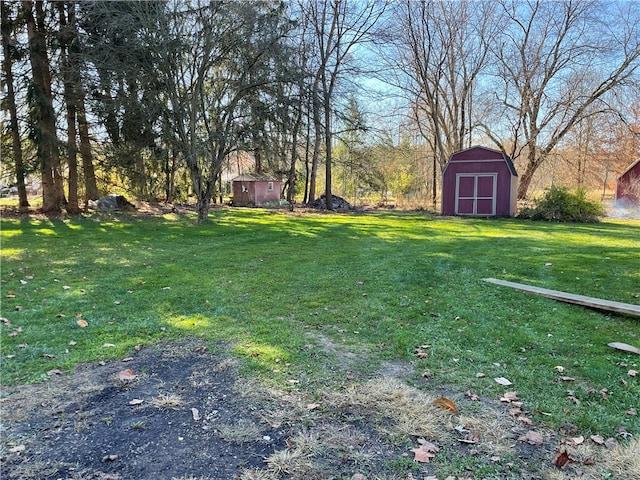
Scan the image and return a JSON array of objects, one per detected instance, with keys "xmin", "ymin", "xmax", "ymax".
[
  {"xmin": 441, "ymin": 146, "xmax": 518, "ymax": 217},
  {"xmin": 232, "ymin": 173, "xmax": 281, "ymax": 207},
  {"xmin": 615, "ymin": 159, "xmax": 640, "ymax": 208}
]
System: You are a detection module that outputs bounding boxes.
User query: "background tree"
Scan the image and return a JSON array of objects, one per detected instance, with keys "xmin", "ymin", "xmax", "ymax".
[
  {"xmin": 1, "ymin": 0, "xmax": 29, "ymax": 210},
  {"xmin": 301, "ymin": 0, "xmax": 385, "ymax": 208},
  {"xmin": 156, "ymin": 0, "xmax": 297, "ymax": 222},
  {"xmin": 24, "ymin": 0, "xmax": 67, "ymax": 212},
  {"xmin": 486, "ymin": 0, "xmax": 640, "ymax": 200},
  {"xmin": 377, "ymin": 0, "xmax": 498, "ymax": 208}
]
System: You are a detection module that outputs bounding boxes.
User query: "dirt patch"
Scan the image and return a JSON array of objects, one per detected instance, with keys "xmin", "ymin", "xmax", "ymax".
[{"xmin": 1, "ymin": 341, "xmax": 637, "ymax": 480}]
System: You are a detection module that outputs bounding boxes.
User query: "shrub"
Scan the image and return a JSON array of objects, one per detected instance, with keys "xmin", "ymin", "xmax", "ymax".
[{"xmin": 517, "ymin": 186, "xmax": 604, "ymax": 222}]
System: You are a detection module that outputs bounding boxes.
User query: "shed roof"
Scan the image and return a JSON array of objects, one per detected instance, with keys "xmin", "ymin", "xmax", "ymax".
[
  {"xmin": 448, "ymin": 145, "xmax": 518, "ymax": 176},
  {"xmin": 618, "ymin": 159, "xmax": 640, "ymax": 179},
  {"xmin": 232, "ymin": 173, "xmax": 279, "ymax": 182}
]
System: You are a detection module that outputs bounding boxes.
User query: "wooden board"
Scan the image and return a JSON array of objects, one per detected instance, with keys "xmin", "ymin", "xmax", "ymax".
[
  {"xmin": 483, "ymin": 278, "xmax": 640, "ymax": 317},
  {"xmin": 608, "ymin": 342, "xmax": 640, "ymax": 355}
]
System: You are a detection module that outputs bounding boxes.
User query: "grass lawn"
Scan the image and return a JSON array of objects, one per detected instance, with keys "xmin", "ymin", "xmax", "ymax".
[{"xmin": 1, "ymin": 209, "xmax": 639, "ymax": 441}]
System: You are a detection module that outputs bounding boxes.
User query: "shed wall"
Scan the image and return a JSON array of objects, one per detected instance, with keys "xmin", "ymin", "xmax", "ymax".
[
  {"xmin": 615, "ymin": 161, "xmax": 640, "ymax": 207},
  {"xmin": 442, "ymin": 160, "xmax": 515, "ymax": 216}
]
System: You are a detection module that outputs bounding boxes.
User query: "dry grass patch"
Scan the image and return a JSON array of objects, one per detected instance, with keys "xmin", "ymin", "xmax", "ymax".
[
  {"xmin": 216, "ymin": 419, "xmax": 263, "ymax": 443},
  {"xmin": 149, "ymin": 392, "xmax": 184, "ymax": 410},
  {"xmin": 238, "ymin": 468, "xmax": 279, "ymax": 480},
  {"xmin": 540, "ymin": 437, "xmax": 640, "ymax": 480},
  {"xmin": 328, "ymin": 377, "xmax": 454, "ymax": 440},
  {"xmin": 264, "ymin": 446, "xmax": 316, "ymax": 476}
]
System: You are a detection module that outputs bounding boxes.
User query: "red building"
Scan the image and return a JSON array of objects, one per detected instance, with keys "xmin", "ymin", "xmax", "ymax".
[
  {"xmin": 615, "ymin": 159, "xmax": 640, "ymax": 208},
  {"xmin": 232, "ymin": 173, "xmax": 281, "ymax": 207},
  {"xmin": 441, "ymin": 146, "xmax": 518, "ymax": 217}
]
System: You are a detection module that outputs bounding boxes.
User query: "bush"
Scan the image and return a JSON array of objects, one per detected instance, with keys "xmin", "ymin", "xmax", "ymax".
[{"xmin": 517, "ymin": 186, "xmax": 604, "ymax": 222}]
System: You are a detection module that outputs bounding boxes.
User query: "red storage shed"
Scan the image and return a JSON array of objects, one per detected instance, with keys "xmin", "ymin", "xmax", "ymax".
[
  {"xmin": 441, "ymin": 146, "xmax": 518, "ymax": 217},
  {"xmin": 232, "ymin": 173, "xmax": 281, "ymax": 207},
  {"xmin": 615, "ymin": 159, "xmax": 640, "ymax": 208}
]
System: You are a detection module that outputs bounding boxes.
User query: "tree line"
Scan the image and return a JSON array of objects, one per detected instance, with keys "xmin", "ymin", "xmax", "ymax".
[{"xmin": 2, "ymin": 0, "xmax": 639, "ymax": 221}]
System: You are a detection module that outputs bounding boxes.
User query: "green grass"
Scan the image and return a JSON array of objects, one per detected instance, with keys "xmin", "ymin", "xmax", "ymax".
[{"xmin": 1, "ymin": 209, "xmax": 638, "ymax": 438}]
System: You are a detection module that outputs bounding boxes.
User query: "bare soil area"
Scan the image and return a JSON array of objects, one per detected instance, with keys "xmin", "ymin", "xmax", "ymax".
[{"xmin": 1, "ymin": 338, "xmax": 613, "ymax": 480}]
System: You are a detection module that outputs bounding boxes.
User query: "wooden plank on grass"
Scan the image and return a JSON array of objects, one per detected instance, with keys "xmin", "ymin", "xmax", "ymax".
[{"xmin": 483, "ymin": 278, "xmax": 640, "ymax": 317}]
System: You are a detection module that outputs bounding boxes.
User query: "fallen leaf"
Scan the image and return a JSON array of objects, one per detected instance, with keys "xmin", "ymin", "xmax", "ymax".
[
  {"xmin": 55, "ymin": 313, "xmax": 65, "ymax": 318},
  {"xmin": 102, "ymin": 454, "xmax": 118, "ymax": 462},
  {"xmin": 129, "ymin": 399, "xmax": 144, "ymax": 405},
  {"xmin": 8, "ymin": 327, "xmax": 22, "ymax": 337},
  {"xmin": 629, "ymin": 369, "xmax": 638, "ymax": 377},
  {"xmin": 500, "ymin": 391, "xmax": 519, "ymax": 402},
  {"xmin": 9, "ymin": 445, "xmax": 25, "ymax": 454},
  {"xmin": 433, "ymin": 396, "xmax": 458, "ymax": 413},
  {"xmin": 626, "ymin": 408, "xmax": 637, "ymax": 416},
  {"xmin": 122, "ymin": 357, "xmax": 134, "ymax": 362},
  {"xmin": 77, "ymin": 319, "xmax": 88, "ymax": 328},
  {"xmin": 494, "ymin": 377, "xmax": 512, "ymax": 386},
  {"xmin": 14, "ymin": 305, "xmax": 23, "ymax": 311},
  {"xmin": 567, "ymin": 391, "xmax": 580, "ymax": 404},
  {"xmin": 6, "ymin": 290, "xmax": 15, "ymax": 298},
  {"xmin": 464, "ymin": 390, "xmax": 479, "ymax": 401},
  {"xmin": 103, "ymin": 343, "xmax": 115, "ymax": 348},
  {"xmin": 69, "ymin": 340, "xmax": 77, "ymax": 346},
  {"xmin": 552, "ymin": 449, "xmax": 575, "ymax": 469},
  {"xmin": 75, "ymin": 312, "xmax": 83, "ymax": 318},
  {"xmin": 554, "ymin": 365, "xmax": 565, "ymax": 372},
  {"xmin": 559, "ymin": 376, "xmax": 575, "ymax": 382},
  {"xmin": 518, "ymin": 431, "xmax": 544, "ymax": 446},
  {"xmin": 590, "ymin": 435, "xmax": 605, "ymax": 444},
  {"xmin": 47, "ymin": 369, "xmax": 63, "ymax": 376},
  {"xmin": 475, "ymin": 372, "xmax": 486, "ymax": 378},
  {"xmin": 422, "ymin": 371, "xmax": 433, "ymax": 378},
  {"xmin": 604, "ymin": 437, "xmax": 618, "ymax": 449},
  {"xmin": 568, "ymin": 436, "xmax": 585, "ymax": 446},
  {"xmin": 20, "ymin": 279, "xmax": 27, "ymax": 285},
  {"xmin": 42, "ymin": 353, "xmax": 55, "ymax": 358},
  {"xmin": 410, "ymin": 441, "xmax": 439, "ymax": 463},
  {"xmin": 63, "ymin": 285, "xmax": 71, "ymax": 290},
  {"xmin": 191, "ymin": 407, "xmax": 200, "ymax": 421},
  {"xmin": 306, "ymin": 403, "xmax": 320, "ymax": 410},
  {"xmin": 458, "ymin": 433, "xmax": 479, "ymax": 444},
  {"xmin": 118, "ymin": 369, "xmax": 137, "ymax": 382},
  {"xmin": 518, "ymin": 416, "xmax": 533, "ymax": 425}
]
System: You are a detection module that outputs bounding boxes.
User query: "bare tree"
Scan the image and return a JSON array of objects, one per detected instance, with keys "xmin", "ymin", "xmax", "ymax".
[
  {"xmin": 301, "ymin": 0, "xmax": 385, "ymax": 208},
  {"xmin": 487, "ymin": 0, "xmax": 640, "ymax": 199},
  {"xmin": 382, "ymin": 0, "xmax": 498, "ymax": 208}
]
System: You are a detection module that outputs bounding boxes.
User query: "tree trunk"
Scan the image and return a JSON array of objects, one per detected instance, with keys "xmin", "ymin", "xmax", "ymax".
[
  {"xmin": 24, "ymin": 0, "xmax": 66, "ymax": 213},
  {"xmin": 517, "ymin": 154, "xmax": 541, "ymax": 200},
  {"xmin": 77, "ymin": 101, "xmax": 99, "ymax": 201},
  {"xmin": 1, "ymin": 1, "xmax": 29, "ymax": 211},
  {"xmin": 323, "ymin": 92, "xmax": 333, "ymax": 210},
  {"xmin": 62, "ymin": 87, "xmax": 80, "ymax": 212},
  {"xmin": 58, "ymin": 2, "xmax": 80, "ymax": 213}
]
